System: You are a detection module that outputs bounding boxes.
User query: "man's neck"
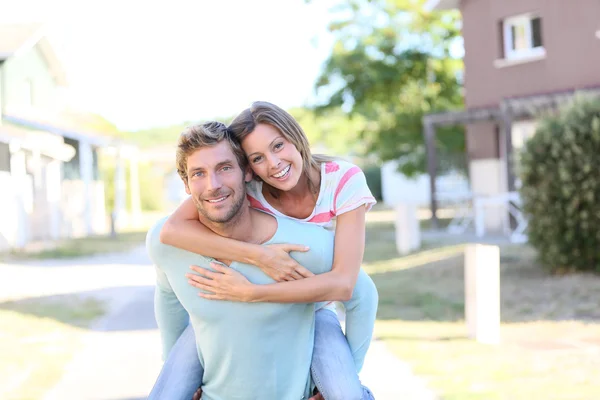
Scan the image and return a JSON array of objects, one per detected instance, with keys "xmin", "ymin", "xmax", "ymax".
[{"xmin": 199, "ymin": 206, "xmax": 274, "ymax": 245}]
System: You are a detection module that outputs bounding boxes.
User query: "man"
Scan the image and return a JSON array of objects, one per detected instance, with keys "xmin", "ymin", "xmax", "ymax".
[{"xmin": 146, "ymin": 121, "xmax": 336, "ymax": 400}]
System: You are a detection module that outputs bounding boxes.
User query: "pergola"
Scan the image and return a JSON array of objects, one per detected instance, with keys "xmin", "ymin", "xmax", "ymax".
[{"xmin": 423, "ymin": 87, "xmax": 600, "ymax": 228}]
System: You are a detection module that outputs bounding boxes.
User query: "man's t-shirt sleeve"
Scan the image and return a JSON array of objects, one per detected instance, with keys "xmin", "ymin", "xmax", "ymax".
[{"xmin": 147, "ymin": 218, "xmax": 190, "ymax": 360}]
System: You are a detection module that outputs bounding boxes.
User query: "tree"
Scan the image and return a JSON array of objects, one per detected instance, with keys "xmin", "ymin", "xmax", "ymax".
[{"xmin": 315, "ymin": 0, "xmax": 465, "ymax": 176}]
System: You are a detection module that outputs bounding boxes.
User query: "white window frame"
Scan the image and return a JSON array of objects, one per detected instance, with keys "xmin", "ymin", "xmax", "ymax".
[{"xmin": 502, "ymin": 14, "xmax": 545, "ymax": 61}]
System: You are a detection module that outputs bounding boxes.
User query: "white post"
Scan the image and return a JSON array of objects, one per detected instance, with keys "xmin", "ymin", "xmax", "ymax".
[
  {"xmin": 113, "ymin": 146, "xmax": 127, "ymax": 231},
  {"xmin": 395, "ymin": 203, "xmax": 421, "ymax": 255},
  {"xmin": 46, "ymin": 160, "xmax": 62, "ymax": 239},
  {"xmin": 129, "ymin": 147, "xmax": 142, "ymax": 228},
  {"xmin": 464, "ymin": 244, "xmax": 501, "ymax": 344},
  {"xmin": 9, "ymin": 146, "xmax": 28, "ymax": 247},
  {"xmin": 79, "ymin": 140, "xmax": 93, "ymax": 235}
]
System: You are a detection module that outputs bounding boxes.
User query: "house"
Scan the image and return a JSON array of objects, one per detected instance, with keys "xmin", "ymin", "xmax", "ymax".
[
  {"xmin": 0, "ymin": 23, "xmax": 139, "ymax": 251},
  {"xmin": 423, "ymin": 0, "xmax": 600, "ymax": 235}
]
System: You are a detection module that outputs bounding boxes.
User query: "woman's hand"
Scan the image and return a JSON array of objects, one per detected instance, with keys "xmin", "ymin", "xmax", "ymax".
[
  {"xmin": 257, "ymin": 244, "xmax": 314, "ymax": 281},
  {"xmin": 187, "ymin": 262, "xmax": 257, "ymax": 302}
]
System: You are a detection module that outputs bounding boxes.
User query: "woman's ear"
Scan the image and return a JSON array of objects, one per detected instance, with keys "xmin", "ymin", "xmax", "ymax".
[{"xmin": 244, "ymin": 167, "xmax": 253, "ymax": 183}]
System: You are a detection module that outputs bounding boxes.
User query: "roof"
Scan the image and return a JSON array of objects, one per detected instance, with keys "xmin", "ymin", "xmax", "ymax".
[
  {"xmin": 0, "ymin": 122, "xmax": 76, "ymax": 162},
  {"xmin": 0, "ymin": 23, "xmax": 44, "ymax": 60},
  {"xmin": 0, "ymin": 22, "xmax": 67, "ymax": 85},
  {"xmin": 424, "ymin": 0, "xmax": 461, "ymax": 11},
  {"xmin": 2, "ymin": 113, "xmax": 117, "ymax": 147}
]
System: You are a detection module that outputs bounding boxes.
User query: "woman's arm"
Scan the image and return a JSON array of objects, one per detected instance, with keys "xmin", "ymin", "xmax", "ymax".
[
  {"xmin": 251, "ymin": 206, "xmax": 366, "ymax": 302},
  {"xmin": 161, "ymin": 197, "xmax": 313, "ymax": 281},
  {"xmin": 188, "ymin": 206, "xmax": 367, "ymax": 302}
]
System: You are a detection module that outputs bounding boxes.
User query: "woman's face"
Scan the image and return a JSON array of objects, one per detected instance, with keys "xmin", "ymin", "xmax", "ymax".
[{"xmin": 241, "ymin": 123, "xmax": 303, "ymax": 191}]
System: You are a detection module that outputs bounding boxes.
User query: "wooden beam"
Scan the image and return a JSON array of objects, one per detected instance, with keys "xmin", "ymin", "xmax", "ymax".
[
  {"xmin": 424, "ymin": 121, "xmax": 439, "ymax": 229},
  {"xmin": 424, "ymin": 107, "xmax": 500, "ymax": 126}
]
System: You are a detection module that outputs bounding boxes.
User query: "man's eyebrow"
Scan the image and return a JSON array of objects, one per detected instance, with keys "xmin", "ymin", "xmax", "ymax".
[
  {"xmin": 215, "ymin": 159, "xmax": 235, "ymax": 169},
  {"xmin": 188, "ymin": 166, "xmax": 205, "ymax": 174}
]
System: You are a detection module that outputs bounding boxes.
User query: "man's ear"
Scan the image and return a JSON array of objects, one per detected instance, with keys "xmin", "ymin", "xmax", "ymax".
[
  {"xmin": 182, "ymin": 177, "xmax": 191, "ymax": 195},
  {"xmin": 244, "ymin": 166, "xmax": 253, "ymax": 183}
]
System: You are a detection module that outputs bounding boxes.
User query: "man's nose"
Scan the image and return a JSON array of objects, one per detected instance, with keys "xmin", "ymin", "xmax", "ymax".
[{"xmin": 206, "ymin": 172, "xmax": 223, "ymax": 191}]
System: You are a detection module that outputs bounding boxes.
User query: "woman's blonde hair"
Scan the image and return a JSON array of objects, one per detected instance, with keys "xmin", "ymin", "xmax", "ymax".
[{"xmin": 228, "ymin": 101, "xmax": 334, "ymax": 197}]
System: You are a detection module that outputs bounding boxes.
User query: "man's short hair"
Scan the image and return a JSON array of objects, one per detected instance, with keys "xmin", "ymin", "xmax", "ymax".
[{"xmin": 176, "ymin": 121, "xmax": 248, "ymax": 182}]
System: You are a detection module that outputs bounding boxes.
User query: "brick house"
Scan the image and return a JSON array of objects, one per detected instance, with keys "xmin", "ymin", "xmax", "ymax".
[{"xmin": 423, "ymin": 0, "xmax": 600, "ymax": 234}]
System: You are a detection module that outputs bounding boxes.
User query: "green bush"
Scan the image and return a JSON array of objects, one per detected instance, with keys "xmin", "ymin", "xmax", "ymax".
[
  {"xmin": 519, "ymin": 94, "xmax": 600, "ymax": 273},
  {"xmin": 363, "ymin": 164, "xmax": 383, "ymax": 201}
]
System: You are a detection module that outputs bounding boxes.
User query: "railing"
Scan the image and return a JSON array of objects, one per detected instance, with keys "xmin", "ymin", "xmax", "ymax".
[{"xmin": 444, "ymin": 191, "xmax": 528, "ymax": 243}]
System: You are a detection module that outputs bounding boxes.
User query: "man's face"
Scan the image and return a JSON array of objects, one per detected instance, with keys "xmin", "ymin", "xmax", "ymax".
[{"xmin": 184, "ymin": 141, "xmax": 251, "ymax": 224}]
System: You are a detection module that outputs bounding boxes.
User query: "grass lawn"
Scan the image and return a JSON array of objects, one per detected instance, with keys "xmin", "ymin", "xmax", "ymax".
[
  {"xmin": 365, "ymin": 212, "xmax": 600, "ymax": 400},
  {"xmin": 0, "ymin": 296, "xmax": 105, "ymax": 400},
  {"xmin": 2, "ymin": 231, "xmax": 148, "ymax": 261}
]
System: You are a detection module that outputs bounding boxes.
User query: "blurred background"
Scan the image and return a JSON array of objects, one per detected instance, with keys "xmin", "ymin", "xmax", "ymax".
[{"xmin": 1, "ymin": 0, "xmax": 599, "ymax": 399}]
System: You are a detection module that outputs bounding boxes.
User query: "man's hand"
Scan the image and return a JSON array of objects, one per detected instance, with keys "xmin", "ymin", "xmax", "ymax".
[
  {"xmin": 259, "ymin": 244, "xmax": 314, "ymax": 281},
  {"xmin": 192, "ymin": 386, "xmax": 202, "ymax": 400}
]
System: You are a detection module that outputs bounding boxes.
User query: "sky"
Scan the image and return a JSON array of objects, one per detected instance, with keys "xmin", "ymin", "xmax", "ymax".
[{"xmin": 1, "ymin": 0, "xmax": 339, "ymax": 130}]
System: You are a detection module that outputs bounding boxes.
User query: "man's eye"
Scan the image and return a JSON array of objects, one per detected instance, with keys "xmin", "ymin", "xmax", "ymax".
[
  {"xmin": 222, "ymin": 166, "xmax": 232, "ymax": 171},
  {"xmin": 193, "ymin": 171, "xmax": 204, "ymax": 177}
]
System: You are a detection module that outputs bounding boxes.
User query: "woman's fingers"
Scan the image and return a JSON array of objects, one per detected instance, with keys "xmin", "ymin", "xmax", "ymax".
[
  {"xmin": 190, "ymin": 265, "xmax": 219, "ymax": 278},
  {"xmin": 198, "ymin": 292, "xmax": 224, "ymax": 300},
  {"xmin": 295, "ymin": 265, "xmax": 314, "ymax": 278},
  {"xmin": 290, "ymin": 271, "xmax": 304, "ymax": 280},
  {"xmin": 186, "ymin": 274, "xmax": 216, "ymax": 288},
  {"xmin": 209, "ymin": 262, "xmax": 231, "ymax": 274},
  {"xmin": 188, "ymin": 280, "xmax": 216, "ymax": 294},
  {"xmin": 278, "ymin": 243, "xmax": 310, "ymax": 253}
]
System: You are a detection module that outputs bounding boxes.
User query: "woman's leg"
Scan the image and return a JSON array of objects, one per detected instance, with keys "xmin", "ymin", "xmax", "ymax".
[
  {"xmin": 342, "ymin": 269, "xmax": 379, "ymax": 372},
  {"xmin": 311, "ymin": 308, "xmax": 374, "ymax": 400},
  {"xmin": 148, "ymin": 323, "xmax": 204, "ymax": 400}
]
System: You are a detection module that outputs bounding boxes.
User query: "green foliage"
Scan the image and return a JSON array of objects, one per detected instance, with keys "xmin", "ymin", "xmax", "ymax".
[
  {"xmin": 315, "ymin": 0, "xmax": 465, "ymax": 176},
  {"xmin": 362, "ymin": 164, "xmax": 383, "ymax": 200},
  {"xmin": 290, "ymin": 107, "xmax": 369, "ymax": 156},
  {"xmin": 100, "ymin": 159, "xmax": 165, "ymax": 213},
  {"xmin": 519, "ymin": 95, "xmax": 600, "ymax": 273}
]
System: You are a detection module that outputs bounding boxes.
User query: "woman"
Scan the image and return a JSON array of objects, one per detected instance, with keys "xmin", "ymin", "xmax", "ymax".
[{"xmin": 154, "ymin": 101, "xmax": 378, "ymax": 400}]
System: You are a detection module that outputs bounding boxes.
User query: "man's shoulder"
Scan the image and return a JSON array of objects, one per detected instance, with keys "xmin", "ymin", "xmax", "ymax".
[
  {"xmin": 146, "ymin": 216, "xmax": 210, "ymax": 267},
  {"xmin": 146, "ymin": 216, "xmax": 170, "ymax": 264}
]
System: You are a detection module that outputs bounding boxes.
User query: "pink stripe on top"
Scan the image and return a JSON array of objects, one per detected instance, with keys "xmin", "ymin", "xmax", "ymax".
[
  {"xmin": 247, "ymin": 195, "xmax": 274, "ymax": 215},
  {"xmin": 308, "ymin": 211, "xmax": 335, "ymax": 224},
  {"xmin": 325, "ymin": 162, "xmax": 340, "ymax": 174},
  {"xmin": 333, "ymin": 166, "xmax": 361, "ymax": 213}
]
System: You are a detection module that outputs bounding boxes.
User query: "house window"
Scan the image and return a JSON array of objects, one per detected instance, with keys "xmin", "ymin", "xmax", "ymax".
[{"xmin": 502, "ymin": 14, "xmax": 544, "ymax": 60}]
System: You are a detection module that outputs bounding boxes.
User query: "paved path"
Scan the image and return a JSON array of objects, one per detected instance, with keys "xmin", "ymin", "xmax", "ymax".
[{"xmin": 2, "ymin": 246, "xmax": 437, "ymax": 400}]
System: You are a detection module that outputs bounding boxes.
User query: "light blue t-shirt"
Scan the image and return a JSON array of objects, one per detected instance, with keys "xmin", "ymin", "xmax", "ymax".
[{"xmin": 146, "ymin": 214, "xmax": 335, "ymax": 400}]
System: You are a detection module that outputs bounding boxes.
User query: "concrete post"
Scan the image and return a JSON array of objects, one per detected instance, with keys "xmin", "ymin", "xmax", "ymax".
[
  {"xmin": 113, "ymin": 146, "xmax": 127, "ymax": 232},
  {"xmin": 464, "ymin": 244, "xmax": 501, "ymax": 344},
  {"xmin": 129, "ymin": 147, "xmax": 142, "ymax": 228},
  {"xmin": 9, "ymin": 146, "xmax": 28, "ymax": 247},
  {"xmin": 395, "ymin": 203, "xmax": 421, "ymax": 255},
  {"xmin": 79, "ymin": 140, "xmax": 94, "ymax": 235},
  {"xmin": 46, "ymin": 160, "xmax": 62, "ymax": 239}
]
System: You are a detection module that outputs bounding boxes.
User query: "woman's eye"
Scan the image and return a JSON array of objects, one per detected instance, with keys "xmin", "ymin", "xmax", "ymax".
[
  {"xmin": 252, "ymin": 156, "xmax": 263, "ymax": 163},
  {"xmin": 274, "ymin": 143, "xmax": 284, "ymax": 150}
]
